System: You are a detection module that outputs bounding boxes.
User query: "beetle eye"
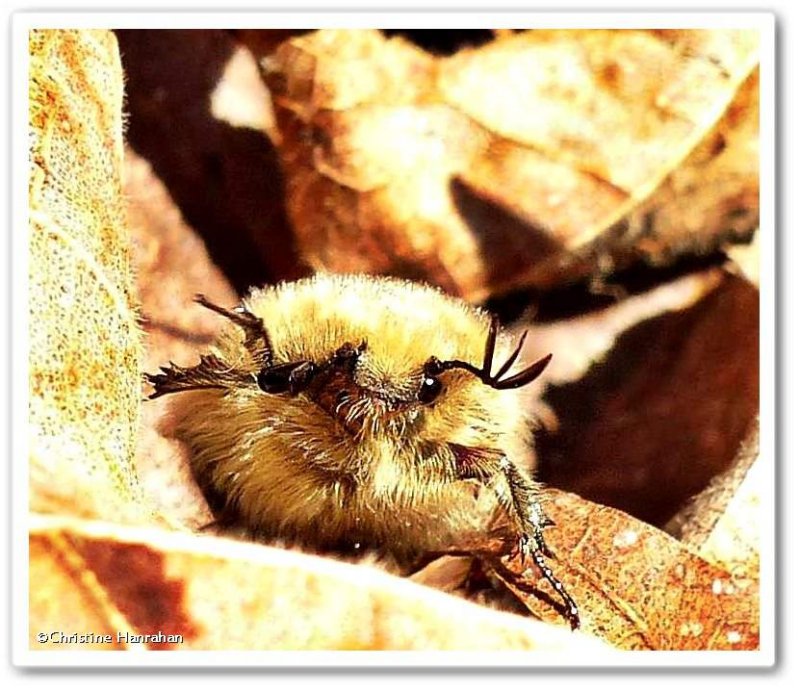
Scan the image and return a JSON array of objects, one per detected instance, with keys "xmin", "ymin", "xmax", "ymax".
[
  {"xmin": 257, "ymin": 367, "xmax": 292, "ymax": 394},
  {"xmin": 424, "ymin": 356, "xmax": 445, "ymax": 377},
  {"xmin": 257, "ymin": 360, "xmax": 317, "ymax": 395},
  {"xmin": 418, "ymin": 375, "xmax": 443, "ymax": 404}
]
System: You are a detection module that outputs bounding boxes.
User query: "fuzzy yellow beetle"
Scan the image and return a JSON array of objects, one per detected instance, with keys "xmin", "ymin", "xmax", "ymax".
[{"xmin": 147, "ymin": 274, "xmax": 579, "ymax": 629}]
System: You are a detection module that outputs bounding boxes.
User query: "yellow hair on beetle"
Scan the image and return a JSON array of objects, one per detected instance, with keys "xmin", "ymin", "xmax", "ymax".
[{"xmin": 147, "ymin": 274, "xmax": 579, "ymax": 629}]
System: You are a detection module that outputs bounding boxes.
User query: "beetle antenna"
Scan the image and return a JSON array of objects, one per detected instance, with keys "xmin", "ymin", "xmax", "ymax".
[{"xmin": 433, "ymin": 319, "xmax": 551, "ymax": 390}]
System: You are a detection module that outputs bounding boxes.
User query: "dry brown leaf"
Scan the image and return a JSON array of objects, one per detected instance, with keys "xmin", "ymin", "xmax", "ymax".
[
  {"xmin": 29, "ymin": 515, "xmax": 610, "ymax": 652},
  {"xmin": 30, "ymin": 531, "xmax": 132, "ymax": 650},
  {"xmin": 125, "ymin": 147, "xmax": 237, "ymax": 529},
  {"xmin": 114, "ymin": 29, "xmax": 308, "ymax": 295},
  {"xmin": 518, "ymin": 267, "xmax": 725, "ymax": 390},
  {"xmin": 610, "ymin": 67, "xmax": 759, "ymax": 269},
  {"xmin": 262, "ymin": 29, "xmax": 759, "ymax": 301},
  {"xmin": 531, "ymin": 271, "xmax": 759, "ymax": 526},
  {"xmin": 28, "ymin": 29, "xmax": 148, "ymax": 523},
  {"xmin": 488, "ymin": 490, "xmax": 759, "ymax": 651},
  {"xmin": 725, "ymin": 227, "xmax": 760, "ymax": 286},
  {"xmin": 665, "ymin": 423, "xmax": 761, "ymax": 581}
]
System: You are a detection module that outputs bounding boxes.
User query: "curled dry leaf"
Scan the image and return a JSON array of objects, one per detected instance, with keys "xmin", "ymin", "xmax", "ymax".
[
  {"xmin": 262, "ymin": 29, "xmax": 759, "ymax": 301},
  {"xmin": 29, "ymin": 516, "xmax": 611, "ymax": 652},
  {"xmin": 665, "ymin": 423, "xmax": 761, "ymax": 582},
  {"xmin": 531, "ymin": 271, "xmax": 759, "ymax": 526},
  {"xmin": 516, "ymin": 267, "xmax": 726, "ymax": 391},
  {"xmin": 487, "ymin": 490, "xmax": 759, "ymax": 651},
  {"xmin": 125, "ymin": 148, "xmax": 238, "ymax": 529},
  {"xmin": 28, "ymin": 30, "xmax": 148, "ymax": 523}
]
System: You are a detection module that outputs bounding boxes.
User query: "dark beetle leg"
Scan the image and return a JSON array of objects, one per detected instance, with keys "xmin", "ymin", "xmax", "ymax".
[
  {"xmin": 449, "ymin": 443, "xmax": 581, "ymax": 630},
  {"xmin": 195, "ymin": 294, "xmax": 274, "ymax": 366}
]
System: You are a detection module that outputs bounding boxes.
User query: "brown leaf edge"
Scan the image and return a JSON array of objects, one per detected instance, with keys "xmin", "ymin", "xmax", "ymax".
[
  {"xmin": 485, "ymin": 490, "xmax": 760, "ymax": 651},
  {"xmin": 28, "ymin": 514, "xmax": 612, "ymax": 654}
]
